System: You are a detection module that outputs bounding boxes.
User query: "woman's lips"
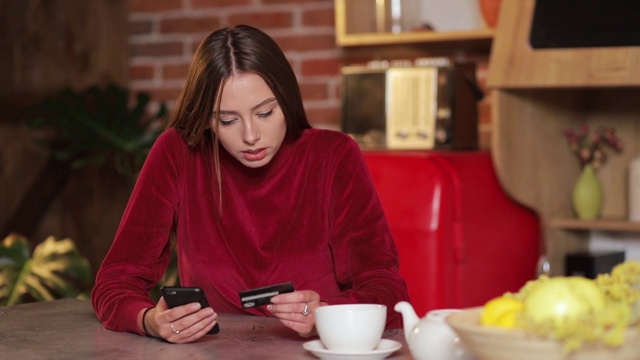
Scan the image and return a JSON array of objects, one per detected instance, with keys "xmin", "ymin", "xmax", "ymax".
[{"xmin": 242, "ymin": 148, "xmax": 267, "ymax": 161}]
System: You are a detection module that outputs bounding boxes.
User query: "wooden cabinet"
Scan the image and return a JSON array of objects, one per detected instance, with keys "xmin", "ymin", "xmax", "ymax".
[
  {"xmin": 335, "ymin": 0, "xmax": 640, "ymax": 274},
  {"xmin": 488, "ymin": 0, "xmax": 640, "ymax": 274}
]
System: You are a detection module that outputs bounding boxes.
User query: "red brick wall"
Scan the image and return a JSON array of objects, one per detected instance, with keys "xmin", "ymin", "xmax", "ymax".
[
  {"xmin": 127, "ymin": 0, "xmax": 342, "ymax": 129},
  {"xmin": 126, "ymin": 0, "xmax": 491, "ymax": 147}
]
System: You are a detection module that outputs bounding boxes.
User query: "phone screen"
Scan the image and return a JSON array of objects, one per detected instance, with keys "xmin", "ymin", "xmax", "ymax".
[{"xmin": 161, "ymin": 287, "xmax": 220, "ymax": 334}]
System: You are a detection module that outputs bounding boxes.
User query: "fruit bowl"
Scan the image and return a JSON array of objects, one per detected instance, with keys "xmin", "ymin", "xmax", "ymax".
[{"xmin": 446, "ymin": 307, "xmax": 640, "ymax": 360}]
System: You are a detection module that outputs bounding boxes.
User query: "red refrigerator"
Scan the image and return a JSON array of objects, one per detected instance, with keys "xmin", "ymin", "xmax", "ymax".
[{"xmin": 363, "ymin": 150, "xmax": 540, "ymax": 316}]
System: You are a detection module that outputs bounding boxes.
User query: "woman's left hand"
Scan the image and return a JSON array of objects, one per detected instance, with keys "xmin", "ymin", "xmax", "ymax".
[{"xmin": 267, "ymin": 290, "xmax": 326, "ymax": 337}]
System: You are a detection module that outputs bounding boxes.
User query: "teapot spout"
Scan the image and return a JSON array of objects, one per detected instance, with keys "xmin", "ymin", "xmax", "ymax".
[{"xmin": 394, "ymin": 301, "xmax": 419, "ymax": 343}]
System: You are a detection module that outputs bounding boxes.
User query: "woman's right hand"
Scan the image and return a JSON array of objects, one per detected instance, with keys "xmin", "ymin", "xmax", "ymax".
[{"xmin": 141, "ymin": 297, "xmax": 219, "ymax": 343}]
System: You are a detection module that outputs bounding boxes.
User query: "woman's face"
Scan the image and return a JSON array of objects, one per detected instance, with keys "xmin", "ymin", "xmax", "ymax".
[{"xmin": 213, "ymin": 72, "xmax": 287, "ymax": 168}]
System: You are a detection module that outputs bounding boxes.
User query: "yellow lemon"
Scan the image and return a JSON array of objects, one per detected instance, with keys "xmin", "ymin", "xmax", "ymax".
[{"xmin": 481, "ymin": 296, "xmax": 524, "ymax": 329}]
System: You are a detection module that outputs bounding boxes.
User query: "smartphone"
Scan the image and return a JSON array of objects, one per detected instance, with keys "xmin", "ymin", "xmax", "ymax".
[{"xmin": 160, "ymin": 286, "xmax": 220, "ymax": 334}]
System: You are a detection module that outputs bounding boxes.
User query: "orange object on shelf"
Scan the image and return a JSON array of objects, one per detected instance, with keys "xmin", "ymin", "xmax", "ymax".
[{"xmin": 479, "ymin": 0, "xmax": 502, "ymax": 28}]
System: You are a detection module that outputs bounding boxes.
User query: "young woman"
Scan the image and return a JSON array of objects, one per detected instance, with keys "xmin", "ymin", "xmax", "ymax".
[{"xmin": 91, "ymin": 24, "xmax": 409, "ymax": 344}]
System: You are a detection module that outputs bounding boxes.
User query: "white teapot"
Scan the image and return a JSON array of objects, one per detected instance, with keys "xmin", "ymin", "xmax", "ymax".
[{"xmin": 394, "ymin": 301, "xmax": 474, "ymax": 360}]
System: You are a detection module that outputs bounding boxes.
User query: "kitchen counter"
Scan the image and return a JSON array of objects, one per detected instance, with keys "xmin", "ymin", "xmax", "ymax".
[{"xmin": 0, "ymin": 298, "xmax": 410, "ymax": 359}]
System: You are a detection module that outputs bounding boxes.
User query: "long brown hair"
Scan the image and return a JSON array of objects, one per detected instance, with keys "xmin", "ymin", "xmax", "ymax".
[
  {"xmin": 167, "ymin": 25, "xmax": 311, "ymax": 208},
  {"xmin": 168, "ymin": 24, "xmax": 310, "ymax": 147}
]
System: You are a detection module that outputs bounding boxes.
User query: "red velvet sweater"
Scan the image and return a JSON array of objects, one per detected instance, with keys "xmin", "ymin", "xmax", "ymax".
[{"xmin": 91, "ymin": 127, "xmax": 409, "ymax": 334}]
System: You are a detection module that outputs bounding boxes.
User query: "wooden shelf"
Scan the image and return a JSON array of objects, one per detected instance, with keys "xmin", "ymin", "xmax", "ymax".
[
  {"xmin": 334, "ymin": 0, "xmax": 494, "ymax": 48},
  {"xmin": 336, "ymin": 29, "xmax": 494, "ymax": 47},
  {"xmin": 550, "ymin": 218, "xmax": 640, "ymax": 232}
]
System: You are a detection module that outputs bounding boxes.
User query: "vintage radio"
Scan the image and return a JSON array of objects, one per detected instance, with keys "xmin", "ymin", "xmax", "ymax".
[{"xmin": 340, "ymin": 59, "xmax": 482, "ymax": 150}]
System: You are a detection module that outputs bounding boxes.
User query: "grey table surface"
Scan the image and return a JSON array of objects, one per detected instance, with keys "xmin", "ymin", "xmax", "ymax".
[{"xmin": 0, "ymin": 298, "xmax": 411, "ymax": 359}]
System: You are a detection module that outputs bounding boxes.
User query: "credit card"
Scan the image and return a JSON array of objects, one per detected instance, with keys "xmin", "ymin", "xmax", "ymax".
[{"xmin": 239, "ymin": 282, "xmax": 295, "ymax": 308}]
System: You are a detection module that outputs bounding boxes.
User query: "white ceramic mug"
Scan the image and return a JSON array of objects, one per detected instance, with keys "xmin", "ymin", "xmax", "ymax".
[{"xmin": 314, "ymin": 304, "xmax": 387, "ymax": 352}]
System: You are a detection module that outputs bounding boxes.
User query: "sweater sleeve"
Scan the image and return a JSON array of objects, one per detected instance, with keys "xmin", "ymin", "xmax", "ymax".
[
  {"xmin": 322, "ymin": 137, "xmax": 410, "ymax": 328},
  {"xmin": 91, "ymin": 129, "xmax": 183, "ymax": 334}
]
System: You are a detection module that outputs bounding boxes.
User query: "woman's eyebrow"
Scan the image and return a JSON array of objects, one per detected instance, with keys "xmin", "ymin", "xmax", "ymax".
[
  {"xmin": 216, "ymin": 97, "xmax": 278, "ymax": 115},
  {"xmin": 251, "ymin": 97, "xmax": 277, "ymax": 111}
]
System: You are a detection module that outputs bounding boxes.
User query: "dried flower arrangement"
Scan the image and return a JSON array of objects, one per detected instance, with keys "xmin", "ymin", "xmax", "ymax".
[{"xmin": 562, "ymin": 124, "xmax": 624, "ymax": 170}]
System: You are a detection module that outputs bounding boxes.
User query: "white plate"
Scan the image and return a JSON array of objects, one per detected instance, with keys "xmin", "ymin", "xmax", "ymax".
[{"xmin": 303, "ymin": 339, "xmax": 402, "ymax": 360}]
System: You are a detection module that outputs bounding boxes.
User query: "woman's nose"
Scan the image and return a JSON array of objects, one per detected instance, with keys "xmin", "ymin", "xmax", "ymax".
[{"xmin": 242, "ymin": 120, "xmax": 260, "ymax": 144}]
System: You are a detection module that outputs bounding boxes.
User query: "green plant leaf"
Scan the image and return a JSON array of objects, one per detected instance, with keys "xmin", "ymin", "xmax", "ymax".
[
  {"xmin": 0, "ymin": 234, "xmax": 30, "ymax": 266},
  {"xmin": 26, "ymin": 84, "xmax": 168, "ymax": 179},
  {"xmin": 0, "ymin": 234, "xmax": 92, "ymax": 306},
  {"xmin": 24, "ymin": 274, "xmax": 56, "ymax": 302}
]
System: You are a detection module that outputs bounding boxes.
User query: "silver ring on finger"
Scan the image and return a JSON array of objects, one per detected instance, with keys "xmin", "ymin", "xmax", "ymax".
[
  {"xmin": 170, "ymin": 323, "xmax": 180, "ymax": 334},
  {"xmin": 302, "ymin": 303, "xmax": 310, "ymax": 316}
]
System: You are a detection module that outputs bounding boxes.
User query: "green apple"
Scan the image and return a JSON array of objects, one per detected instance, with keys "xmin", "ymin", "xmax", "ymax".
[{"xmin": 523, "ymin": 276, "xmax": 605, "ymax": 326}]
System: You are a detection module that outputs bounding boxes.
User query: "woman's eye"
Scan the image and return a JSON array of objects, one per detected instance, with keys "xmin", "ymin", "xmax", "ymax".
[
  {"xmin": 257, "ymin": 109, "xmax": 274, "ymax": 118},
  {"xmin": 220, "ymin": 118, "xmax": 236, "ymax": 126}
]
